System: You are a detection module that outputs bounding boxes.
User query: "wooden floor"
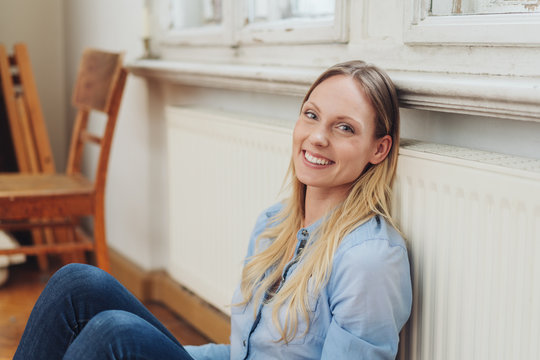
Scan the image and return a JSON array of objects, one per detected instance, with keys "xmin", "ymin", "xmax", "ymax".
[{"xmin": 0, "ymin": 260, "xmax": 209, "ymax": 359}]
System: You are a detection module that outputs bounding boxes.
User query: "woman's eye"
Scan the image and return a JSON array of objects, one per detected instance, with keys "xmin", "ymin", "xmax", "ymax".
[
  {"xmin": 305, "ymin": 111, "xmax": 317, "ymax": 120},
  {"xmin": 338, "ymin": 124, "xmax": 354, "ymax": 133}
]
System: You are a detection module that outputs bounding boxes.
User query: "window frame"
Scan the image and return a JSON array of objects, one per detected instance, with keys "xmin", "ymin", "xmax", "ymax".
[
  {"xmin": 234, "ymin": 0, "xmax": 349, "ymax": 45},
  {"xmin": 159, "ymin": 0, "xmax": 349, "ymax": 47},
  {"xmin": 160, "ymin": 0, "xmax": 235, "ymax": 46},
  {"xmin": 404, "ymin": 0, "xmax": 540, "ymax": 46}
]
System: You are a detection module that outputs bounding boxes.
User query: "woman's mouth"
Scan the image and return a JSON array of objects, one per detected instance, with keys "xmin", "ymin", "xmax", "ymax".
[{"xmin": 303, "ymin": 151, "xmax": 333, "ymax": 166}]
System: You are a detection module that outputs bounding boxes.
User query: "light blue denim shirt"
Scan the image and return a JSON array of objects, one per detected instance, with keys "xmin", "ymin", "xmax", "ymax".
[{"xmin": 185, "ymin": 203, "xmax": 412, "ymax": 360}]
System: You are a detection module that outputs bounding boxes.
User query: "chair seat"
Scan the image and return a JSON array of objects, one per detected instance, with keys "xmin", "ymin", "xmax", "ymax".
[{"xmin": 0, "ymin": 174, "xmax": 95, "ymax": 219}]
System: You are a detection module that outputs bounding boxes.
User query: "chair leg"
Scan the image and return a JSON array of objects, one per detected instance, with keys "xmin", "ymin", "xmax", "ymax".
[
  {"xmin": 31, "ymin": 228, "xmax": 49, "ymax": 271},
  {"xmin": 70, "ymin": 223, "xmax": 87, "ymax": 264},
  {"xmin": 93, "ymin": 197, "xmax": 110, "ymax": 272},
  {"xmin": 54, "ymin": 226, "xmax": 77, "ymax": 265}
]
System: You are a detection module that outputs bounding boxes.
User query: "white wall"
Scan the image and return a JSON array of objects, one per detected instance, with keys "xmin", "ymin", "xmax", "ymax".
[
  {"xmin": 62, "ymin": 0, "xmax": 165, "ymax": 270},
  {"xmin": 0, "ymin": 0, "xmax": 67, "ymax": 169},
  {"xmin": 401, "ymin": 109, "xmax": 540, "ymax": 160}
]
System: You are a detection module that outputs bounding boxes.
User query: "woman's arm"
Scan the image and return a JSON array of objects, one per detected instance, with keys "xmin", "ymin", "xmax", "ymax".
[{"xmin": 321, "ymin": 239, "xmax": 412, "ymax": 359}]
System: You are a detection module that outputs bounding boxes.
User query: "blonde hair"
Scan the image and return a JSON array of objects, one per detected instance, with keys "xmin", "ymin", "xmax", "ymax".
[{"xmin": 238, "ymin": 60, "xmax": 401, "ymax": 343}]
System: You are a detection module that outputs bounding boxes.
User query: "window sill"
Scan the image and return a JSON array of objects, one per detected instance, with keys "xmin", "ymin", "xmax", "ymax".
[{"xmin": 128, "ymin": 59, "xmax": 540, "ymax": 123}]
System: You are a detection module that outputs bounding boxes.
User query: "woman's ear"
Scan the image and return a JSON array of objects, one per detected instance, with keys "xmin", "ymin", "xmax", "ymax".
[{"xmin": 369, "ymin": 135, "xmax": 392, "ymax": 165}]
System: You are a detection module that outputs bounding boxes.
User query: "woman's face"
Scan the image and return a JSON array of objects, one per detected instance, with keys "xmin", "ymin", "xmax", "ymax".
[{"xmin": 293, "ymin": 75, "xmax": 388, "ymax": 198}]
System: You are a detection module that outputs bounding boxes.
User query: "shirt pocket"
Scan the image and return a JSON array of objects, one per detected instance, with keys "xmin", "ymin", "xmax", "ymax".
[{"xmin": 262, "ymin": 287, "xmax": 321, "ymax": 345}]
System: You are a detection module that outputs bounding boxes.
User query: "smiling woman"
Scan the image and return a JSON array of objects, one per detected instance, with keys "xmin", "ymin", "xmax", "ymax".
[
  {"xmin": 229, "ymin": 61, "xmax": 408, "ymax": 359},
  {"xmin": 14, "ymin": 60, "xmax": 411, "ymax": 360}
]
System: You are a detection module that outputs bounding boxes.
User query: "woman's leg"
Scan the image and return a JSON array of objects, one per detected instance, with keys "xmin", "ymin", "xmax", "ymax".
[
  {"xmin": 14, "ymin": 263, "xmax": 187, "ymax": 360},
  {"xmin": 64, "ymin": 310, "xmax": 193, "ymax": 359}
]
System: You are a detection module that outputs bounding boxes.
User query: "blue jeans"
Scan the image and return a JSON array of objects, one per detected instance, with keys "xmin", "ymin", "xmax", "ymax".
[{"xmin": 14, "ymin": 263, "xmax": 195, "ymax": 359}]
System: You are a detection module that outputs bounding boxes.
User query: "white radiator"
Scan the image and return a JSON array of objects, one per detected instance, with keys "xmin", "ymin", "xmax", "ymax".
[
  {"xmin": 167, "ymin": 106, "xmax": 540, "ymax": 358},
  {"xmin": 166, "ymin": 106, "xmax": 292, "ymax": 314},
  {"xmin": 395, "ymin": 140, "xmax": 540, "ymax": 360}
]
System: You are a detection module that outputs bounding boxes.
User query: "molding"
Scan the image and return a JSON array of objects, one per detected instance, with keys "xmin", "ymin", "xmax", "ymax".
[
  {"xmin": 109, "ymin": 248, "xmax": 231, "ymax": 344},
  {"xmin": 128, "ymin": 59, "xmax": 540, "ymax": 122},
  {"xmin": 128, "ymin": 59, "xmax": 317, "ymax": 96},
  {"xmin": 391, "ymin": 71, "xmax": 540, "ymax": 122}
]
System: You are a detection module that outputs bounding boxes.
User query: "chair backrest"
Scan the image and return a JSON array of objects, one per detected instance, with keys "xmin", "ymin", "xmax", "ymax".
[
  {"xmin": 0, "ymin": 43, "xmax": 55, "ymax": 174},
  {"xmin": 65, "ymin": 49, "xmax": 127, "ymax": 193}
]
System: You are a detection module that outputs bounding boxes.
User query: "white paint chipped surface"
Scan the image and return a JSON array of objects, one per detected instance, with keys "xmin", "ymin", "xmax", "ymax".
[{"xmin": 400, "ymin": 139, "xmax": 540, "ymax": 174}]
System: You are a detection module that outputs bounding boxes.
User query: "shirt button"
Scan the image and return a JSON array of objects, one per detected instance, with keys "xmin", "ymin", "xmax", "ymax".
[
  {"xmin": 243, "ymin": 339, "xmax": 247, "ymax": 347},
  {"xmin": 301, "ymin": 229, "xmax": 308, "ymax": 236}
]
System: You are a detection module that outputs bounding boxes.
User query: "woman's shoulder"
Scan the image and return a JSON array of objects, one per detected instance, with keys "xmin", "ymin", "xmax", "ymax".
[
  {"xmin": 246, "ymin": 202, "xmax": 284, "ymax": 257},
  {"xmin": 252, "ymin": 202, "xmax": 283, "ymax": 231},
  {"xmin": 328, "ymin": 216, "xmax": 410, "ymax": 294},
  {"xmin": 335, "ymin": 215, "xmax": 407, "ymax": 261},
  {"xmin": 263, "ymin": 202, "xmax": 284, "ymax": 219}
]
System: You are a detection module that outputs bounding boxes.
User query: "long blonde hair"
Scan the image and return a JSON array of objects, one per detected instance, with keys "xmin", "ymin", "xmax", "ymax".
[{"xmin": 238, "ymin": 60, "xmax": 401, "ymax": 343}]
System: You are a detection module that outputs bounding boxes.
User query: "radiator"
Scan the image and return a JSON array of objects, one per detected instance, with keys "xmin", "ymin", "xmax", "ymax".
[
  {"xmin": 166, "ymin": 106, "xmax": 540, "ymax": 358},
  {"xmin": 395, "ymin": 140, "xmax": 540, "ymax": 360},
  {"xmin": 166, "ymin": 106, "xmax": 292, "ymax": 314}
]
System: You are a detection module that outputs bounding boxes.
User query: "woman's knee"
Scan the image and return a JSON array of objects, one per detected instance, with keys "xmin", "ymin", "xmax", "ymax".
[
  {"xmin": 64, "ymin": 311, "xmax": 188, "ymax": 360},
  {"xmin": 64, "ymin": 311, "xmax": 147, "ymax": 359},
  {"xmin": 50, "ymin": 263, "xmax": 100, "ymax": 283},
  {"xmin": 46, "ymin": 263, "xmax": 113, "ymax": 298},
  {"xmin": 73, "ymin": 311, "xmax": 163, "ymax": 352},
  {"xmin": 84, "ymin": 310, "xmax": 144, "ymax": 337}
]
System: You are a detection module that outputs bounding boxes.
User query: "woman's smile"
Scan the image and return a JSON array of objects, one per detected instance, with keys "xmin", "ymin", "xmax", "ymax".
[{"xmin": 303, "ymin": 150, "xmax": 334, "ymax": 166}]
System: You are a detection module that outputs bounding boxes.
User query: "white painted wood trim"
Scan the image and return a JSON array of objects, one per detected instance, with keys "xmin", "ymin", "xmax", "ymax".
[
  {"xmin": 128, "ymin": 59, "xmax": 319, "ymax": 95},
  {"xmin": 392, "ymin": 71, "xmax": 540, "ymax": 122},
  {"xmin": 159, "ymin": 0, "xmax": 349, "ymax": 47},
  {"xmin": 160, "ymin": 25, "xmax": 231, "ymax": 46},
  {"xmin": 128, "ymin": 59, "xmax": 540, "ymax": 122},
  {"xmin": 157, "ymin": 0, "xmax": 235, "ymax": 46},
  {"xmin": 404, "ymin": 0, "xmax": 540, "ymax": 45},
  {"xmin": 235, "ymin": 0, "xmax": 350, "ymax": 45}
]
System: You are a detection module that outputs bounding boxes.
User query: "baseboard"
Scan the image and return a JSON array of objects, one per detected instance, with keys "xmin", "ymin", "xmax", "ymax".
[
  {"xmin": 109, "ymin": 248, "xmax": 151, "ymax": 299},
  {"xmin": 109, "ymin": 248, "xmax": 231, "ymax": 344}
]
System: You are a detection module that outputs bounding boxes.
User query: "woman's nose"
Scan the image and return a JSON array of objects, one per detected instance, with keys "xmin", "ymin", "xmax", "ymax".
[{"xmin": 309, "ymin": 125, "xmax": 329, "ymax": 147}]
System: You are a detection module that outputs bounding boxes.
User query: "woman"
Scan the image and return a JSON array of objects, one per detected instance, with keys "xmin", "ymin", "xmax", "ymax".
[{"xmin": 15, "ymin": 60, "xmax": 412, "ymax": 360}]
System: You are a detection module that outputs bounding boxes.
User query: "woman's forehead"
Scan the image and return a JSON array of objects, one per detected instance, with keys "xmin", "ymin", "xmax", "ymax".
[{"xmin": 305, "ymin": 75, "xmax": 376, "ymax": 124}]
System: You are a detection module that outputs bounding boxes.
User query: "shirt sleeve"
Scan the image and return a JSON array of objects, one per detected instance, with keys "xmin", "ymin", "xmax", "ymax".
[
  {"xmin": 321, "ymin": 239, "xmax": 412, "ymax": 359},
  {"xmin": 184, "ymin": 344, "xmax": 230, "ymax": 360}
]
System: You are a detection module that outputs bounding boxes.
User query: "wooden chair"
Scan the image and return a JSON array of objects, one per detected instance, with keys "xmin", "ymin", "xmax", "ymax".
[{"xmin": 0, "ymin": 48, "xmax": 128, "ymax": 272}]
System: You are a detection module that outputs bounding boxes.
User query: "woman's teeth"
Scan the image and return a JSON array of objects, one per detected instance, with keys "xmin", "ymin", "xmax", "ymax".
[{"xmin": 305, "ymin": 151, "xmax": 331, "ymax": 165}]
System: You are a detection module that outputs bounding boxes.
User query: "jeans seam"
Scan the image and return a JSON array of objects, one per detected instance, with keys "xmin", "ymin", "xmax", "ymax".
[{"xmin": 68, "ymin": 319, "xmax": 89, "ymax": 346}]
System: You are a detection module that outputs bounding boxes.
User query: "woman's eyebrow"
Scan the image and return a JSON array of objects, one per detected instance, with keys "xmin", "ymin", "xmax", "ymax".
[
  {"xmin": 303, "ymin": 100, "xmax": 321, "ymax": 113},
  {"xmin": 337, "ymin": 115, "xmax": 363, "ymax": 127},
  {"xmin": 305, "ymin": 100, "xmax": 364, "ymax": 130},
  {"xmin": 334, "ymin": 114, "xmax": 364, "ymax": 132}
]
